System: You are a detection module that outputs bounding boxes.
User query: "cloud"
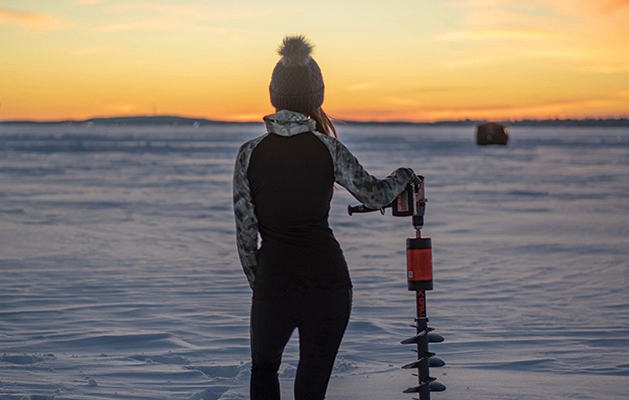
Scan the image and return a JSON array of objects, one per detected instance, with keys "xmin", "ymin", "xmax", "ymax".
[
  {"xmin": 93, "ymin": 3, "xmax": 273, "ymax": 33},
  {"xmin": 440, "ymin": 46, "xmax": 591, "ymax": 69},
  {"xmin": 543, "ymin": 0, "xmax": 629, "ymax": 16},
  {"xmin": 344, "ymin": 83, "xmax": 376, "ymax": 92},
  {"xmin": 444, "ymin": 1, "xmax": 553, "ymax": 27},
  {"xmin": 402, "ymin": 85, "xmax": 482, "ymax": 94},
  {"xmin": 0, "ymin": 8, "xmax": 71, "ymax": 30},
  {"xmin": 106, "ymin": 103, "xmax": 138, "ymax": 114},
  {"xmin": 437, "ymin": 0, "xmax": 629, "ymax": 74},
  {"xmin": 227, "ymin": 113, "xmax": 268, "ymax": 122},
  {"xmin": 105, "ymin": 3, "xmax": 272, "ymax": 22},
  {"xmin": 70, "ymin": 46, "xmax": 118, "ymax": 56},
  {"xmin": 441, "ymin": 55, "xmax": 504, "ymax": 69},
  {"xmin": 408, "ymin": 98, "xmax": 623, "ymax": 120},
  {"xmin": 602, "ymin": 0, "xmax": 629, "ymax": 13},
  {"xmin": 448, "ymin": 0, "xmax": 629, "ymax": 18},
  {"xmin": 439, "ymin": 28, "xmax": 563, "ymax": 42},
  {"xmin": 578, "ymin": 63, "xmax": 629, "ymax": 74},
  {"xmin": 98, "ymin": 18, "xmax": 229, "ymax": 33},
  {"xmin": 74, "ymin": 0, "xmax": 111, "ymax": 4},
  {"xmin": 385, "ymin": 97, "xmax": 423, "ymax": 107},
  {"xmin": 338, "ymin": 95, "xmax": 627, "ymax": 122}
]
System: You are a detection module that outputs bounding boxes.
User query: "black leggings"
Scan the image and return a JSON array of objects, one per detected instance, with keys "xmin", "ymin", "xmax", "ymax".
[{"xmin": 250, "ymin": 286, "xmax": 352, "ymax": 400}]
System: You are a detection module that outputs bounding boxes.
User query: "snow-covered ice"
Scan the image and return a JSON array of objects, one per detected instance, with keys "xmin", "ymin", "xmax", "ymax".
[{"xmin": 1, "ymin": 123, "xmax": 628, "ymax": 399}]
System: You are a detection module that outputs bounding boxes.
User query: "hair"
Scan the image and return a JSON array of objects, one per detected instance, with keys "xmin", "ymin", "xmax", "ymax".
[{"xmin": 309, "ymin": 107, "xmax": 338, "ymax": 139}]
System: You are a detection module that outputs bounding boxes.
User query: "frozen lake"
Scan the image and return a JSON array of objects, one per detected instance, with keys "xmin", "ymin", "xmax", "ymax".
[{"xmin": 1, "ymin": 122, "xmax": 628, "ymax": 399}]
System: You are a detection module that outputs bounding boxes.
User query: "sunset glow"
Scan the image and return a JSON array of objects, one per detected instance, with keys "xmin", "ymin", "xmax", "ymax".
[{"xmin": 1, "ymin": 0, "xmax": 628, "ymax": 122}]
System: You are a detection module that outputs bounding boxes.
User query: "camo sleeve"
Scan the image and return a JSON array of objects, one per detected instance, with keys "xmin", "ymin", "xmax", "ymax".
[
  {"xmin": 313, "ymin": 132, "xmax": 416, "ymax": 209},
  {"xmin": 233, "ymin": 135, "xmax": 266, "ymax": 289}
]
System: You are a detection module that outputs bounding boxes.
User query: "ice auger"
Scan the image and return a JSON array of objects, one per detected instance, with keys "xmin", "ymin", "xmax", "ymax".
[{"xmin": 348, "ymin": 176, "xmax": 446, "ymax": 399}]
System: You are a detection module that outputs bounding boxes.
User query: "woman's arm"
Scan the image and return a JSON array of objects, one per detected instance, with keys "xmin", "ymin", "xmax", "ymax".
[
  {"xmin": 314, "ymin": 133, "xmax": 416, "ymax": 208},
  {"xmin": 233, "ymin": 138, "xmax": 265, "ymax": 289}
]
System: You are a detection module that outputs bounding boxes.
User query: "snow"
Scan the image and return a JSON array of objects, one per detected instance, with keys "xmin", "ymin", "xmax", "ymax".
[{"xmin": 1, "ymin": 123, "xmax": 628, "ymax": 399}]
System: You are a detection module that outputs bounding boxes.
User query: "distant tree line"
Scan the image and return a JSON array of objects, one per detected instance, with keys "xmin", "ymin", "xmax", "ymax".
[
  {"xmin": 344, "ymin": 118, "xmax": 629, "ymax": 127},
  {"xmin": 501, "ymin": 118, "xmax": 629, "ymax": 127},
  {"xmin": 2, "ymin": 116, "xmax": 628, "ymax": 127}
]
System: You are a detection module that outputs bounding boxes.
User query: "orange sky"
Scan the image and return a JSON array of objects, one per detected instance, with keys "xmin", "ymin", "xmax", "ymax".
[{"xmin": 1, "ymin": 0, "xmax": 628, "ymax": 122}]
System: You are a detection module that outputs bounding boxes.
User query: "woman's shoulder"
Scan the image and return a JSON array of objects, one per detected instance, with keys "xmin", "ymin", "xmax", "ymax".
[
  {"xmin": 311, "ymin": 130, "xmax": 341, "ymax": 148},
  {"xmin": 311, "ymin": 131, "xmax": 353, "ymax": 159},
  {"xmin": 238, "ymin": 134, "xmax": 269, "ymax": 153}
]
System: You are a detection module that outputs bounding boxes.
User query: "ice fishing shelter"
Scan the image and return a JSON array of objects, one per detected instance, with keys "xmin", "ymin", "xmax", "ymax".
[{"xmin": 476, "ymin": 122, "xmax": 509, "ymax": 145}]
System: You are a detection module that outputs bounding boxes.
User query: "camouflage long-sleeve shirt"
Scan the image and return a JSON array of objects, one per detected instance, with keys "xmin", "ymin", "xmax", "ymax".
[{"xmin": 233, "ymin": 110, "xmax": 416, "ymax": 290}]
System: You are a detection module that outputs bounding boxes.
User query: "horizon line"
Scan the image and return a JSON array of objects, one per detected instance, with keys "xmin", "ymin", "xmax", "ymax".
[{"xmin": 2, "ymin": 113, "xmax": 629, "ymax": 126}]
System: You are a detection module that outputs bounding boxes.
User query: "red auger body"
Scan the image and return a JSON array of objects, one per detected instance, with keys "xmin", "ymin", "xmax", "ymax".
[{"xmin": 407, "ymin": 237, "xmax": 433, "ymax": 291}]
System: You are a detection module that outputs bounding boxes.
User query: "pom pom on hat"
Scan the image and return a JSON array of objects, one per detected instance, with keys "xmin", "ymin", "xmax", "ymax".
[
  {"xmin": 270, "ymin": 35, "xmax": 324, "ymax": 114},
  {"xmin": 278, "ymin": 35, "xmax": 314, "ymax": 67}
]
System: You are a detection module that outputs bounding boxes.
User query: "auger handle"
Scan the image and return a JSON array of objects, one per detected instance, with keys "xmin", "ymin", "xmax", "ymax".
[{"xmin": 347, "ymin": 204, "xmax": 387, "ymax": 216}]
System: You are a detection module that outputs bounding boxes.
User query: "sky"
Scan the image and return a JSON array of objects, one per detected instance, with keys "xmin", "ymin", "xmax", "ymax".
[{"xmin": 1, "ymin": 0, "xmax": 628, "ymax": 122}]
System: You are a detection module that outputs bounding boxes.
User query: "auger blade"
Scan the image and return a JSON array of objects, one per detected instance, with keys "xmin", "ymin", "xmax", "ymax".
[
  {"xmin": 428, "ymin": 332, "xmax": 444, "ymax": 343},
  {"xmin": 401, "ymin": 352, "xmax": 435, "ymax": 369},
  {"xmin": 402, "ymin": 330, "xmax": 444, "ymax": 345},
  {"xmin": 403, "ymin": 383, "xmax": 425, "ymax": 393},
  {"xmin": 429, "ymin": 381, "xmax": 446, "ymax": 392},
  {"xmin": 402, "ymin": 360, "xmax": 421, "ymax": 370},
  {"xmin": 402, "ymin": 378, "xmax": 437, "ymax": 393},
  {"xmin": 409, "ymin": 322, "xmax": 434, "ymax": 330},
  {"xmin": 402, "ymin": 354, "xmax": 445, "ymax": 369},
  {"xmin": 428, "ymin": 356, "xmax": 445, "ymax": 368},
  {"xmin": 400, "ymin": 330, "xmax": 426, "ymax": 344}
]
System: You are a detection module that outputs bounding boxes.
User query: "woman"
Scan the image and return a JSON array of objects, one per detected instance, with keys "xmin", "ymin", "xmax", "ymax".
[{"xmin": 233, "ymin": 35, "xmax": 417, "ymax": 400}]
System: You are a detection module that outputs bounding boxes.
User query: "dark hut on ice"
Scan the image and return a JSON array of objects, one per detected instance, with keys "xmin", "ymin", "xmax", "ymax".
[{"xmin": 476, "ymin": 122, "xmax": 509, "ymax": 145}]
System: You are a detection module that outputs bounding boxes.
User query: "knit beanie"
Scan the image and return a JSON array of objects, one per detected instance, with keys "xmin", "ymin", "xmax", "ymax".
[{"xmin": 269, "ymin": 35, "xmax": 324, "ymax": 114}]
